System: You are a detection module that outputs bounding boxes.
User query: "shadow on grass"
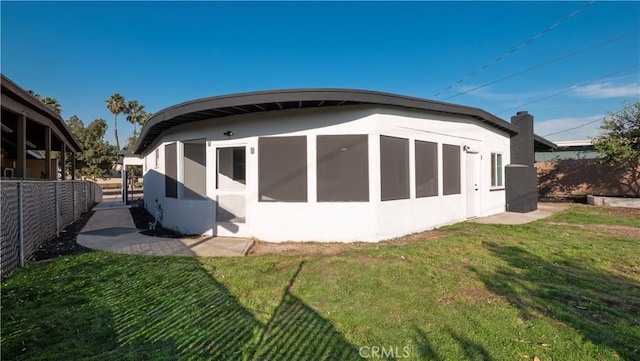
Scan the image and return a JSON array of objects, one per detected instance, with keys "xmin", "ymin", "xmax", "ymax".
[
  {"xmin": 412, "ymin": 326, "xmax": 494, "ymax": 361},
  {"xmin": 249, "ymin": 262, "xmax": 362, "ymax": 360},
  {"xmin": 1, "ymin": 256, "xmax": 361, "ymax": 360},
  {"xmin": 471, "ymin": 242, "xmax": 640, "ymax": 360}
]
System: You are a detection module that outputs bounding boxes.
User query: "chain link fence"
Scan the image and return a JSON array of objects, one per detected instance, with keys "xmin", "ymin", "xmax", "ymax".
[{"xmin": 1, "ymin": 180, "xmax": 102, "ymax": 278}]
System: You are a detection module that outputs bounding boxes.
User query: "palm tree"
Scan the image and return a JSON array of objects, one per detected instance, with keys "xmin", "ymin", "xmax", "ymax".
[
  {"xmin": 139, "ymin": 110, "xmax": 153, "ymax": 129},
  {"xmin": 40, "ymin": 96, "xmax": 62, "ymax": 114},
  {"xmin": 125, "ymin": 100, "xmax": 145, "ymax": 134},
  {"xmin": 27, "ymin": 89, "xmax": 42, "ymax": 100},
  {"xmin": 105, "ymin": 93, "xmax": 125, "ymax": 150}
]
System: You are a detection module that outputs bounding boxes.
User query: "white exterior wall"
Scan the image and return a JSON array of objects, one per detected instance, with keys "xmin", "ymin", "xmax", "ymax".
[
  {"xmin": 371, "ymin": 108, "xmax": 509, "ymax": 240},
  {"xmin": 142, "ymin": 105, "xmax": 510, "ymax": 242}
]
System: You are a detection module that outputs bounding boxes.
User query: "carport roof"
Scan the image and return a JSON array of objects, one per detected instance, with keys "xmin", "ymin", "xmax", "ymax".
[
  {"xmin": 133, "ymin": 89, "xmax": 556, "ymax": 154},
  {"xmin": 1, "ymin": 74, "xmax": 82, "ymax": 153}
]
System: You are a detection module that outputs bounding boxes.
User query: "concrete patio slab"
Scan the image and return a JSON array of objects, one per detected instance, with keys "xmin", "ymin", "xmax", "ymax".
[
  {"xmin": 78, "ymin": 205, "xmax": 252, "ymax": 257},
  {"xmin": 470, "ymin": 202, "xmax": 569, "ymax": 225}
]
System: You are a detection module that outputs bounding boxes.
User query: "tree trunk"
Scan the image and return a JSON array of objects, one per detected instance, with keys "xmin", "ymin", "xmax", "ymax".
[{"xmin": 114, "ymin": 115, "xmax": 120, "ymax": 151}]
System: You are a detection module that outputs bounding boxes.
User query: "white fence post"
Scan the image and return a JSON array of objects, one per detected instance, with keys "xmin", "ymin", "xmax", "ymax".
[
  {"xmin": 55, "ymin": 181, "xmax": 60, "ymax": 236},
  {"xmin": 17, "ymin": 182, "xmax": 24, "ymax": 267},
  {"xmin": 86, "ymin": 182, "xmax": 89, "ymax": 210},
  {"xmin": 72, "ymin": 181, "xmax": 76, "ymax": 220}
]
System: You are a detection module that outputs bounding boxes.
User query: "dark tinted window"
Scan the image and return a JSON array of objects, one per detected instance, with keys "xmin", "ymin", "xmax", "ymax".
[
  {"xmin": 443, "ymin": 144, "xmax": 461, "ymax": 195},
  {"xmin": 380, "ymin": 136, "xmax": 410, "ymax": 201},
  {"xmin": 259, "ymin": 136, "xmax": 307, "ymax": 202},
  {"xmin": 317, "ymin": 135, "xmax": 369, "ymax": 202},
  {"xmin": 183, "ymin": 140, "xmax": 206, "ymax": 199},
  {"xmin": 165, "ymin": 143, "xmax": 177, "ymax": 198},
  {"xmin": 415, "ymin": 140, "xmax": 438, "ymax": 197}
]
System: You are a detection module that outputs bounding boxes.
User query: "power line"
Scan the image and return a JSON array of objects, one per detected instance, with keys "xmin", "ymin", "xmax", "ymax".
[
  {"xmin": 495, "ymin": 63, "xmax": 640, "ymax": 115},
  {"xmin": 433, "ymin": 0, "xmax": 596, "ymax": 98},
  {"xmin": 542, "ymin": 104, "xmax": 636, "ymax": 137},
  {"xmin": 443, "ymin": 29, "xmax": 640, "ymax": 100}
]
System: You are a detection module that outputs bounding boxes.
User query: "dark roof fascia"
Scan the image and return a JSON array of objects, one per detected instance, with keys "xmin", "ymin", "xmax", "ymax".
[
  {"xmin": 1, "ymin": 74, "xmax": 83, "ymax": 153},
  {"xmin": 134, "ymin": 89, "xmax": 525, "ymax": 154},
  {"xmin": 533, "ymin": 134, "xmax": 557, "ymax": 151}
]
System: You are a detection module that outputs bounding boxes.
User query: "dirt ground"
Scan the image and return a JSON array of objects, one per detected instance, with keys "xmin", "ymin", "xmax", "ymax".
[
  {"xmin": 544, "ymin": 221, "xmax": 640, "ymax": 239},
  {"xmin": 248, "ymin": 229, "xmax": 449, "ymax": 256},
  {"xmin": 583, "ymin": 205, "xmax": 640, "ymax": 219},
  {"xmin": 129, "ymin": 206, "xmax": 186, "ymax": 238},
  {"xmin": 32, "ymin": 210, "xmax": 95, "ymax": 261}
]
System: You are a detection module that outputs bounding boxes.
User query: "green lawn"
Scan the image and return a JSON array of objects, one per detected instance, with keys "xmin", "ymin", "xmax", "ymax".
[{"xmin": 2, "ymin": 205, "xmax": 639, "ymax": 360}]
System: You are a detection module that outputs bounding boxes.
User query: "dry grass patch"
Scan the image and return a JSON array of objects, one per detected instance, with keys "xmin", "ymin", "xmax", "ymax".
[
  {"xmin": 544, "ymin": 221, "xmax": 640, "ymax": 238},
  {"xmin": 248, "ymin": 229, "xmax": 451, "ymax": 256}
]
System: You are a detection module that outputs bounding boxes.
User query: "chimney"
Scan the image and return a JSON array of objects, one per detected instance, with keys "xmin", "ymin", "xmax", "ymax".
[
  {"xmin": 505, "ymin": 111, "xmax": 538, "ymax": 213},
  {"xmin": 510, "ymin": 111, "xmax": 534, "ymax": 166}
]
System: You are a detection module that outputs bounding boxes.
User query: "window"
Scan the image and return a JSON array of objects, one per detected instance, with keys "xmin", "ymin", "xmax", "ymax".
[
  {"xmin": 442, "ymin": 144, "xmax": 461, "ymax": 195},
  {"xmin": 317, "ymin": 135, "xmax": 369, "ymax": 202},
  {"xmin": 380, "ymin": 136, "xmax": 410, "ymax": 201},
  {"xmin": 258, "ymin": 136, "xmax": 307, "ymax": 202},
  {"xmin": 165, "ymin": 143, "xmax": 177, "ymax": 198},
  {"xmin": 491, "ymin": 153, "xmax": 503, "ymax": 187},
  {"xmin": 233, "ymin": 148, "xmax": 246, "ymax": 182},
  {"xmin": 217, "ymin": 147, "xmax": 246, "ymax": 190},
  {"xmin": 415, "ymin": 140, "xmax": 438, "ymax": 197},
  {"xmin": 183, "ymin": 140, "xmax": 206, "ymax": 199},
  {"xmin": 154, "ymin": 149, "xmax": 159, "ymax": 168}
]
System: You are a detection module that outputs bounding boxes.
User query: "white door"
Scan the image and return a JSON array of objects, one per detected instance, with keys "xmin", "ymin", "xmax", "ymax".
[
  {"xmin": 466, "ymin": 152, "xmax": 481, "ymax": 218},
  {"xmin": 214, "ymin": 145, "xmax": 248, "ymax": 237}
]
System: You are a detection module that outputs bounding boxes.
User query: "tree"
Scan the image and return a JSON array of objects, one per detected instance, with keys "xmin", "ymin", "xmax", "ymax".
[
  {"xmin": 105, "ymin": 93, "xmax": 125, "ymax": 151},
  {"xmin": 27, "ymin": 90, "xmax": 61, "ymax": 114},
  {"xmin": 139, "ymin": 110, "xmax": 153, "ymax": 128},
  {"xmin": 125, "ymin": 100, "xmax": 145, "ymax": 134},
  {"xmin": 124, "ymin": 129, "xmax": 139, "ymax": 151},
  {"xmin": 27, "ymin": 89, "xmax": 41, "ymax": 99},
  {"xmin": 592, "ymin": 101, "xmax": 640, "ymax": 195},
  {"xmin": 40, "ymin": 96, "xmax": 62, "ymax": 114},
  {"xmin": 66, "ymin": 115, "xmax": 117, "ymax": 179}
]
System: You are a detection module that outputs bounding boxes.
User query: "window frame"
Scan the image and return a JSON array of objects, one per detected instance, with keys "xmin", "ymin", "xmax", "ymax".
[{"xmin": 491, "ymin": 152, "xmax": 504, "ymax": 188}]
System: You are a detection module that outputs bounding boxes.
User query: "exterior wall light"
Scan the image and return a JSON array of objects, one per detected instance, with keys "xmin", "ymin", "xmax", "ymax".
[{"xmin": 223, "ymin": 130, "xmax": 234, "ymax": 137}]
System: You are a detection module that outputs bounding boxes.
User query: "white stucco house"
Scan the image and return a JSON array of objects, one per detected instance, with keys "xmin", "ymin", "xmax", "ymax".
[{"xmin": 132, "ymin": 89, "xmax": 555, "ymax": 242}]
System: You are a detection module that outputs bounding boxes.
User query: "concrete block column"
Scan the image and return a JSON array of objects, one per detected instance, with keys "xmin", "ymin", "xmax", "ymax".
[{"xmin": 506, "ymin": 111, "xmax": 537, "ymax": 213}]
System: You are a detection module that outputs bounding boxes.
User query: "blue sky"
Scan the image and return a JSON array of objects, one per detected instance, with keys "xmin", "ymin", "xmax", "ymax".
[{"xmin": 2, "ymin": 1, "xmax": 639, "ymax": 145}]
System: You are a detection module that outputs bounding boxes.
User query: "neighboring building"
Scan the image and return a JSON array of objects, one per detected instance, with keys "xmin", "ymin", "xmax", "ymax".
[
  {"xmin": 535, "ymin": 140, "xmax": 599, "ymax": 162},
  {"xmin": 133, "ymin": 89, "xmax": 555, "ymax": 242},
  {"xmin": 1, "ymin": 74, "xmax": 82, "ymax": 179},
  {"xmin": 1, "ymin": 74, "xmax": 101, "ymax": 278}
]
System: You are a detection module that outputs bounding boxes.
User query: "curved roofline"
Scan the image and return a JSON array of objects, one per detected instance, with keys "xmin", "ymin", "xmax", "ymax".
[{"xmin": 134, "ymin": 88, "xmax": 552, "ymax": 154}]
